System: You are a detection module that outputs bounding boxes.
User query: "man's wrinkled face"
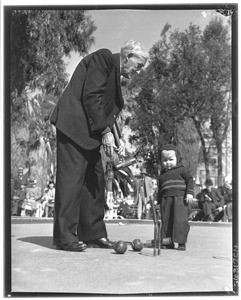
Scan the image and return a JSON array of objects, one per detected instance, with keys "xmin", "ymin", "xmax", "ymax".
[
  {"xmin": 121, "ymin": 54, "xmax": 146, "ymax": 79},
  {"xmin": 161, "ymin": 150, "xmax": 177, "ymax": 170}
]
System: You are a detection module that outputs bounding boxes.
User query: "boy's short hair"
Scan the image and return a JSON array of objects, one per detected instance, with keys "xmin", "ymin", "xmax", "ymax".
[{"xmin": 160, "ymin": 144, "xmax": 177, "ymax": 154}]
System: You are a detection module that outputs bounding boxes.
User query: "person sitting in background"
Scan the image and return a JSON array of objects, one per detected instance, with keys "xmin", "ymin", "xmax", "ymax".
[
  {"xmin": 118, "ymin": 198, "xmax": 131, "ymax": 218},
  {"xmin": 12, "ymin": 167, "xmax": 29, "ymax": 192},
  {"xmin": 199, "ymin": 179, "xmax": 224, "ymax": 222},
  {"xmin": 188, "ymin": 179, "xmax": 203, "ymax": 221},
  {"xmin": 42, "ymin": 180, "xmax": 55, "ymax": 217},
  {"xmin": 11, "ymin": 183, "xmax": 27, "ymax": 216},
  {"xmin": 21, "ymin": 179, "xmax": 42, "ymax": 217},
  {"xmin": 218, "ymin": 176, "xmax": 232, "ymax": 222}
]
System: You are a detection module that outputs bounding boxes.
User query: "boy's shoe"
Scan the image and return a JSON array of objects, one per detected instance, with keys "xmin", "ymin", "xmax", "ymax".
[
  {"xmin": 161, "ymin": 242, "xmax": 175, "ymax": 249},
  {"xmin": 149, "ymin": 238, "xmax": 174, "ymax": 249},
  {"xmin": 177, "ymin": 243, "xmax": 186, "ymax": 251}
]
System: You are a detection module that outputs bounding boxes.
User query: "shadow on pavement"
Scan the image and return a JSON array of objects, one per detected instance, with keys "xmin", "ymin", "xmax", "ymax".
[{"xmin": 17, "ymin": 236, "xmax": 54, "ymax": 249}]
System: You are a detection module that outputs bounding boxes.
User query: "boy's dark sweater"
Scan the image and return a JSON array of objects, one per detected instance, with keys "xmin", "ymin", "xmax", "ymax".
[{"xmin": 158, "ymin": 164, "xmax": 194, "ymax": 198}]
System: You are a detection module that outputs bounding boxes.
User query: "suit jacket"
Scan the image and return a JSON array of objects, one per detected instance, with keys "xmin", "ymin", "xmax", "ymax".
[
  {"xmin": 200, "ymin": 187, "xmax": 224, "ymax": 208},
  {"xmin": 12, "ymin": 174, "xmax": 29, "ymax": 191},
  {"xmin": 50, "ymin": 49, "xmax": 124, "ymax": 150},
  {"xmin": 26, "ymin": 186, "xmax": 42, "ymax": 201},
  {"xmin": 218, "ymin": 185, "xmax": 232, "ymax": 203}
]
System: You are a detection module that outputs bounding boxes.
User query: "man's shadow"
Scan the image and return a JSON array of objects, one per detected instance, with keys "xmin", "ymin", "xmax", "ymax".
[{"xmin": 17, "ymin": 236, "xmax": 55, "ymax": 249}]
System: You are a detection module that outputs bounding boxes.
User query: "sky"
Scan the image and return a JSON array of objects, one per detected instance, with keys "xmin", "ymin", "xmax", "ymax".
[{"xmin": 65, "ymin": 8, "xmax": 230, "ymax": 77}]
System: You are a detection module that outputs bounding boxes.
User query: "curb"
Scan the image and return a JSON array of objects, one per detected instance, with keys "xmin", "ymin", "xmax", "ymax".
[{"xmin": 11, "ymin": 217, "xmax": 232, "ymax": 227}]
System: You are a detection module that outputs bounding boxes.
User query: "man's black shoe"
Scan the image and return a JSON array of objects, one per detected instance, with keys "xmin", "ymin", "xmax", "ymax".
[
  {"xmin": 86, "ymin": 238, "xmax": 115, "ymax": 249},
  {"xmin": 57, "ymin": 241, "xmax": 87, "ymax": 252}
]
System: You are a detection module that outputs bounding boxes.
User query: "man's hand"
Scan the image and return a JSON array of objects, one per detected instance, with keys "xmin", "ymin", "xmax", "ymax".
[
  {"xmin": 216, "ymin": 206, "xmax": 223, "ymax": 212},
  {"xmin": 204, "ymin": 194, "xmax": 212, "ymax": 202},
  {"xmin": 102, "ymin": 132, "xmax": 116, "ymax": 158},
  {"xmin": 116, "ymin": 138, "xmax": 125, "ymax": 156},
  {"xmin": 185, "ymin": 194, "xmax": 194, "ymax": 203}
]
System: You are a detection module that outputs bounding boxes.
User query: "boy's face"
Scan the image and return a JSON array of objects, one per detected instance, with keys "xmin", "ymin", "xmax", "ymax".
[{"xmin": 161, "ymin": 150, "xmax": 177, "ymax": 170}]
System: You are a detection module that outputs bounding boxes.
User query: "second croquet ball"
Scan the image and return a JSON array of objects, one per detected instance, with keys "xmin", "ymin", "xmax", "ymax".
[
  {"xmin": 131, "ymin": 239, "xmax": 144, "ymax": 251},
  {"xmin": 114, "ymin": 241, "xmax": 127, "ymax": 254}
]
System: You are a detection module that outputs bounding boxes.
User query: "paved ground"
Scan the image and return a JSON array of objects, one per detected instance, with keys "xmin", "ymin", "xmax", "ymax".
[{"xmin": 8, "ymin": 218, "xmax": 235, "ymax": 296}]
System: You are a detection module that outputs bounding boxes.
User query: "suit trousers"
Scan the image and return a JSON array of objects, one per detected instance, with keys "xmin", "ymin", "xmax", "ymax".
[
  {"xmin": 224, "ymin": 202, "xmax": 232, "ymax": 221},
  {"xmin": 54, "ymin": 130, "xmax": 107, "ymax": 245},
  {"xmin": 202, "ymin": 201, "xmax": 217, "ymax": 217},
  {"xmin": 160, "ymin": 196, "xmax": 190, "ymax": 244}
]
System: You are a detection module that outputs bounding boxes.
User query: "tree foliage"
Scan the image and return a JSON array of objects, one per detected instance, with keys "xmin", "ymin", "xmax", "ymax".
[
  {"xmin": 127, "ymin": 17, "xmax": 231, "ymax": 183},
  {"xmin": 10, "ymin": 9, "xmax": 96, "ymax": 96},
  {"xmin": 10, "ymin": 9, "xmax": 96, "ymax": 185}
]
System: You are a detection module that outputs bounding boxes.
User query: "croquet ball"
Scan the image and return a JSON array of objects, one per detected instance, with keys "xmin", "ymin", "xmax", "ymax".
[
  {"xmin": 114, "ymin": 240, "xmax": 127, "ymax": 254},
  {"xmin": 131, "ymin": 239, "xmax": 143, "ymax": 251}
]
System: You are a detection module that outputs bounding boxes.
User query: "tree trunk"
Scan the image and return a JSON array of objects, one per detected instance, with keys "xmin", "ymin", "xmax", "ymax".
[
  {"xmin": 28, "ymin": 137, "xmax": 48, "ymax": 193},
  {"xmin": 192, "ymin": 118, "xmax": 210, "ymax": 180},
  {"xmin": 203, "ymin": 149, "xmax": 210, "ymax": 180},
  {"xmin": 216, "ymin": 141, "xmax": 223, "ymax": 187}
]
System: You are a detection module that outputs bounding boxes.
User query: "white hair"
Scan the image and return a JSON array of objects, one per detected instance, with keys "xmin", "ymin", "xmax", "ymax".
[{"xmin": 120, "ymin": 39, "xmax": 149, "ymax": 61}]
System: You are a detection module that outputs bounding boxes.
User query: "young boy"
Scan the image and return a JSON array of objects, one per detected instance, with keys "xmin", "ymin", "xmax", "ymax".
[{"xmin": 157, "ymin": 144, "xmax": 194, "ymax": 251}]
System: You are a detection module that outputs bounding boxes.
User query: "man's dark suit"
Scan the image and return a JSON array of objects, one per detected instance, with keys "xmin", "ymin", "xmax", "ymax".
[
  {"xmin": 200, "ymin": 187, "xmax": 224, "ymax": 220},
  {"xmin": 50, "ymin": 49, "xmax": 124, "ymax": 245}
]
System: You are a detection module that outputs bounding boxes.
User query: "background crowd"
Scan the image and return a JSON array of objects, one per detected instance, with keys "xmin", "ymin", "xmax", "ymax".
[
  {"xmin": 11, "ymin": 166, "xmax": 232, "ymax": 223},
  {"xmin": 11, "ymin": 167, "xmax": 55, "ymax": 218}
]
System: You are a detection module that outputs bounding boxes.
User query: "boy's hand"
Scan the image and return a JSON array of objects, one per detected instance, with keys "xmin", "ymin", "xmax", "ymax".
[{"xmin": 185, "ymin": 194, "xmax": 194, "ymax": 203}]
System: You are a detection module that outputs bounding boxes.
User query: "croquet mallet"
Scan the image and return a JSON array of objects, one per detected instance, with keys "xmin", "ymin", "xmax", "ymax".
[{"xmin": 150, "ymin": 195, "xmax": 161, "ymax": 256}]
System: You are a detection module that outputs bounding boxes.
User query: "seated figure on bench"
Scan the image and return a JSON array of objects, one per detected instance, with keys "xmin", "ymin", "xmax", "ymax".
[
  {"xmin": 21, "ymin": 179, "xmax": 42, "ymax": 217},
  {"xmin": 218, "ymin": 175, "xmax": 232, "ymax": 222},
  {"xmin": 118, "ymin": 198, "xmax": 131, "ymax": 218},
  {"xmin": 188, "ymin": 178, "xmax": 203, "ymax": 221},
  {"xmin": 12, "ymin": 183, "xmax": 27, "ymax": 216},
  {"xmin": 42, "ymin": 180, "xmax": 55, "ymax": 217},
  {"xmin": 199, "ymin": 179, "xmax": 224, "ymax": 222}
]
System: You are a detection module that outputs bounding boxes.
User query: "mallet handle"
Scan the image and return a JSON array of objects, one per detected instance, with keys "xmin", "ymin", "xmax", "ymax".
[
  {"xmin": 112, "ymin": 122, "xmax": 121, "ymax": 148},
  {"xmin": 150, "ymin": 195, "xmax": 160, "ymax": 256}
]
